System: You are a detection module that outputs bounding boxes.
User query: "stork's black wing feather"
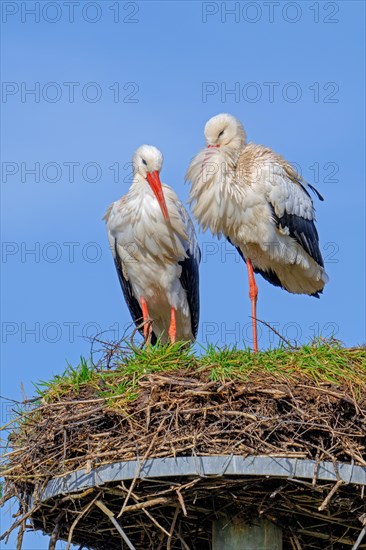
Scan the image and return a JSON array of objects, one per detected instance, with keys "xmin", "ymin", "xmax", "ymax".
[
  {"xmin": 269, "ymin": 204, "xmax": 324, "ymax": 268},
  {"xmin": 179, "ymin": 250, "xmax": 200, "ymax": 339},
  {"xmin": 113, "ymin": 239, "xmax": 157, "ymax": 344},
  {"xmin": 308, "ymin": 183, "xmax": 324, "ymax": 201},
  {"xmin": 176, "ymin": 203, "xmax": 201, "ymax": 340},
  {"xmin": 263, "ymin": 162, "xmax": 325, "ymax": 270}
]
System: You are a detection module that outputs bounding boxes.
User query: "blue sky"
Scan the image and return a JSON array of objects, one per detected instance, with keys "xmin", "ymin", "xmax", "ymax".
[{"xmin": 1, "ymin": 1, "xmax": 365, "ymax": 547}]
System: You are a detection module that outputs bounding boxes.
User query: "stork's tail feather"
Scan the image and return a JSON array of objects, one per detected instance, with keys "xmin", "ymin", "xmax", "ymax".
[{"xmin": 254, "ymin": 266, "xmax": 325, "ymax": 298}]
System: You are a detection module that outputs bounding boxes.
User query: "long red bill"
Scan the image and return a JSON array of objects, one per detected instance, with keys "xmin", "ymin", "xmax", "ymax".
[
  {"xmin": 146, "ymin": 170, "xmax": 169, "ymax": 221},
  {"xmin": 208, "ymin": 144, "xmax": 220, "ymax": 148}
]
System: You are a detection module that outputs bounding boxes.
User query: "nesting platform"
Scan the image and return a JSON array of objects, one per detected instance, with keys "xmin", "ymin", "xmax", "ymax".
[
  {"xmin": 1, "ymin": 343, "xmax": 365, "ymax": 548},
  {"xmin": 30, "ymin": 455, "xmax": 366, "ymax": 549}
]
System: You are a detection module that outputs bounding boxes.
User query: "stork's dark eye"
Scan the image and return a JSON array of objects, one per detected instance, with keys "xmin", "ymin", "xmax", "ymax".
[
  {"xmin": 218, "ymin": 129, "xmax": 225, "ymax": 138},
  {"xmin": 142, "ymin": 159, "xmax": 147, "ymax": 166}
]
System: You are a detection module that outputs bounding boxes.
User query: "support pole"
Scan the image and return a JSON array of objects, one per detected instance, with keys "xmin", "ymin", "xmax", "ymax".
[{"xmin": 212, "ymin": 516, "xmax": 283, "ymax": 550}]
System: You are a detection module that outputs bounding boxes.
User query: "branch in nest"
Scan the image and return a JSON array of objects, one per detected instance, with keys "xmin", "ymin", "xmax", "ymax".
[
  {"xmin": 255, "ymin": 317, "xmax": 296, "ymax": 349},
  {"xmin": 95, "ymin": 500, "xmax": 136, "ymax": 550}
]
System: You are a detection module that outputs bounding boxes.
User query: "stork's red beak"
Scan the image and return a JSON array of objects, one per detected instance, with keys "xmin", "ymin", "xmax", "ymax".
[
  {"xmin": 208, "ymin": 144, "xmax": 220, "ymax": 148},
  {"xmin": 146, "ymin": 170, "xmax": 169, "ymax": 221}
]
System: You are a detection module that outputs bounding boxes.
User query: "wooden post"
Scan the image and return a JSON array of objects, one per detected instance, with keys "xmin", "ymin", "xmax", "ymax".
[{"xmin": 212, "ymin": 516, "xmax": 283, "ymax": 550}]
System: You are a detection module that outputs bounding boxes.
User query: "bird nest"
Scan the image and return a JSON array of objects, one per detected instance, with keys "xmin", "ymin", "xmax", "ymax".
[{"xmin": 1, "ymin": 341, "xmax": 366, "ymax": 549}]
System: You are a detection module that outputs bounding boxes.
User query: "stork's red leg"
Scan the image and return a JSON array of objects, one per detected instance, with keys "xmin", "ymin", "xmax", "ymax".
[
  {"xmin": 246, "ymin": 259, "xmax": 258, "ymax": 353},
  {"xmin": 140, "ymin": 297, "xmax": 152, "ymax": 342},
  {"xmin": 168, "ymin": 307, "xmax": 177, "ymax": 343}
]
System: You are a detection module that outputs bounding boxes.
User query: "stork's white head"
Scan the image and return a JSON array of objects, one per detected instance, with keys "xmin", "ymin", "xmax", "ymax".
[
  {"xmin": 204, "ymin": 113, "xmax": 247, "ymax": 152},
  {"xmin": 132, "ymin": 145, "xmax": 169, "ymax": 221},
  {"xmin": 133, "ymin": 144, "xmax": 163, "ymax": 179}
]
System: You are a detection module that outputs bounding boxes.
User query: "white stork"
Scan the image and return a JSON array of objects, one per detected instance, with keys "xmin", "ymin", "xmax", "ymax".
[
  {"xmin": 186, "ymin": 113, "xmax": 328, "ymax": 352},
  {"xmin": 105, "ymin": 145, "xmax": 200, "ymax": 344}
]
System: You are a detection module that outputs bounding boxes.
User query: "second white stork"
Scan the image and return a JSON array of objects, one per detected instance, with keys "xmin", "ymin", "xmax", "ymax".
[
  {"xmin": 105, "ymin": 145, "xmax": 200, "ymax": 344},
  {"xmin": 186, "ymin": 113, "xmax": 328, "ymax": 352}
]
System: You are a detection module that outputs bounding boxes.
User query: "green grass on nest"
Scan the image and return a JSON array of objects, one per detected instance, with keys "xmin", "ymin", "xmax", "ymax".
[{"xmin": 32, "ymin": 339, "xmax": 366, "ymax": 408}]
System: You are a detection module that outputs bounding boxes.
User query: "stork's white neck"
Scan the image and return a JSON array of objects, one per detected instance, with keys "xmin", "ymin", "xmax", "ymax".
[
  {"xmin": 225, "ymin": 136, "xmax": 246, "ymax": 159},
  {"xmin": 132, "ymin": 173, "xmax": 150, "ymax": 188},
  {"xmin": 119, "ymin": 179, "xmax": 189, "ymax": 261}
]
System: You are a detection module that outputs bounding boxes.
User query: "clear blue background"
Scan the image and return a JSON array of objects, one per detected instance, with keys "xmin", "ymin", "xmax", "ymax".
[{"xmin": 1, "ymin": 1, "xmax": 365, "ymax": 548}]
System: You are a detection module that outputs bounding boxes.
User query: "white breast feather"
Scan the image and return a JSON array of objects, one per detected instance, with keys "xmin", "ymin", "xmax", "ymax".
[{"xmin": 187, "ymin": 147, "xmax": 242, "ymax": 236}]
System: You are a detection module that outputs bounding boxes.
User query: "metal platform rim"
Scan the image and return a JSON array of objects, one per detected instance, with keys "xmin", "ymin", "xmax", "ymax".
[{"xmin": 39, "ymin": 455, "xmax": 366, "ymax": 503}]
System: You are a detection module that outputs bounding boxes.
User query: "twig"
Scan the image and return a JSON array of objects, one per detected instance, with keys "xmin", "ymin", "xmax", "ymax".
[
  {"xmin": 95, "ymin": 500, "xmax": 136, "ymax": 550},
  {"xmin": 120, "ymin": 483, "xmax": 172, "ymax": 538},
  {"xmin": 176, "ymin": 526, "xmax": 190, "ymax": 550},
  {"xmin": 130, "ymin": 318, "xmax": 153, "ymax": 347},
  {"xmin": 118, "ymin": 413, "xmax": 170, "ymax": 518},
  {"xmin": 0, "ymin": 507, "xmax": 40, "ymax": 542},
  {"xmin": 0, "ymin": 395, "xmax": 22, "ymax": 404},
  {"xmin": 48, "ymin": 511, "xmax": 65, "ymax": 550},
  {"xmin": 255, "ymin": 317, "xmax": 296, "ymax": 349},
  {"xmin": 140, "ymin": 506, "xmax": 171, "ymax": 537},
  {"xmin": 123, "ymin": 497, "xmax": 171, "ymax": 513},
  {"xmin": 312, "ymin": 448, "xmax": 321, "ymax": 487},
  {"xmin": 16, "ymin": 520, "xmax": 25, "ymax": 550},
  {"xmin": 352, "ymin": 527, "xmax": 366, "ymax": 550},
  {"xmin": 167, "ymin": 506, "xmax": 180, "ymax": 550},
  {"xmin": 65, "ymin": 494, "xmax": 99, "ymax": 550},
  {"xmin": 88, "ymin": 327, "xmax": 134, "ymax": 369},
  {"xmin": 176, "ymin": 491, "xmax": 187, "ymax": 517},
  {"xmin": 289, "ymin": 534, "xmax": 302, "ymax": 550}
]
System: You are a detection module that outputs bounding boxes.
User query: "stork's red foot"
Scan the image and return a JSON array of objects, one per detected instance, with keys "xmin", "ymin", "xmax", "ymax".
[
  {"xmin": 246, "ymin": 259, "xmax": 258, "ymax": 353},
  {"xmin": 140, "ymin": 296, "xmax": 152, "ymax": 343},
  {"xmin": 168, "ymin": 307, "xmax": 177, "ymax": 343}
]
